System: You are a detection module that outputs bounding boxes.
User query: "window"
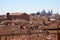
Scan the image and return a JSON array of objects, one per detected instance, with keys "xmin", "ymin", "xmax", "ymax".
[
  {"xmin": 5, "ymin": 36, "xmax": 7, "ymax": 40},
  {"xmin": 0, "ymin": 36, "xmax": 1, "ymax": 40}
]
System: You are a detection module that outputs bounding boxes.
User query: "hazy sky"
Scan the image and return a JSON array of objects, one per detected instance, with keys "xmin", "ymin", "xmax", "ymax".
[{"xmin": 0, "ymin": 0, "xmax": 60, "ymax": 15}]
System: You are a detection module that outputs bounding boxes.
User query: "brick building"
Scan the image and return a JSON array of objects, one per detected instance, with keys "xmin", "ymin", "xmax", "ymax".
[{"xmin": 9, "ymin": 12, "xmax": 30, "ymax": 21}]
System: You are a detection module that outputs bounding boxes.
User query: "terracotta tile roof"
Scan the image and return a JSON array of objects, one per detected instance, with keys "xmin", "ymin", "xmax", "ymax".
[
  {"xmin": 0, "ymin": 14, "xmax": 60, "ymax": 36},
  {"xmin": 0, "ymin": 25, "xmax": 27, "ymax": 35},
  {"xmin": 48, "ymin": 30, "xmax": 57, "ymax": 33},
  {"xmin": 10, "ymin": 12, "xmax": 23, "ymax": 15},
  {"xmin": 44, "ymin": 23, "xmax": 58, "ymax": 29}
]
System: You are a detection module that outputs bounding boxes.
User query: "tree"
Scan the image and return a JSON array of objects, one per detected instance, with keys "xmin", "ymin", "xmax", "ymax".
[
  {"xmin": 51, "ymin": 10, "xmax": 53, "ymax": 14},
  {"xmin": 47, "ymin": 11, "xmax": 51, "ymax": 16},
  {"xmin": 36, "ymin": 11, "xmax": 40, "ymax": 15},
  {"xmin": 41, "ymin": 9, "xmax": 46, "ymax": 16}
]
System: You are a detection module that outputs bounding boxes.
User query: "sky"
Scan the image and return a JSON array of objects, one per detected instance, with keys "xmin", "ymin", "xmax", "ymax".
[{"xmin": 0, "ymin": 0, "xmax": 60, "ymax": 15}]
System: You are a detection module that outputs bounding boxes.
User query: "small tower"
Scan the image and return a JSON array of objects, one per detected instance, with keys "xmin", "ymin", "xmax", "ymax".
[{"xmin": 6, "ymin": 12, "xmax": 11, "ymax": 20}]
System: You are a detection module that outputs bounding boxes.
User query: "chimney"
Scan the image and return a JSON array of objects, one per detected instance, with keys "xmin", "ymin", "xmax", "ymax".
[{"xmin": 6, "ymin": 12, "xmax": 11, "ymax": 20}]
